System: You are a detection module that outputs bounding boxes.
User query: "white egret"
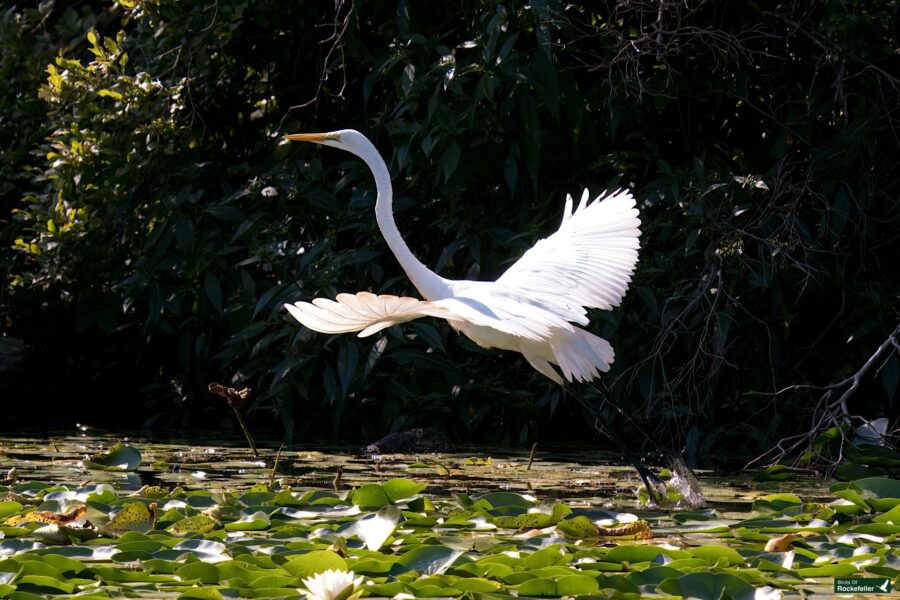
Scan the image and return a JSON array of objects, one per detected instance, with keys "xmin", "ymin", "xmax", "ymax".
[{"xmin": 283, "ymin": 129, "xmax": 690, "ymax": 503}]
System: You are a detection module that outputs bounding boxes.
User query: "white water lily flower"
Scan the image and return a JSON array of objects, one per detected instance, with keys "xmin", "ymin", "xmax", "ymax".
[
  {"xmin": 468, "ymin": 516, "xmax": 497, "ymax": 530},
  {"xmin": 301, "ymin": 569, "xmax": 363, "ymax": 600}
]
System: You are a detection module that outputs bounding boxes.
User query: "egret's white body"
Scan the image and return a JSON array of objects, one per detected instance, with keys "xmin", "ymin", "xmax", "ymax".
[{"xmin": 283, "ymin": 129, "xmax": 640, "ymax": 385}]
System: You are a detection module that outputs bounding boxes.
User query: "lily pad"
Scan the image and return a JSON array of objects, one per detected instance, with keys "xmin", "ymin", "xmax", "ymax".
[
  {"xmin": 102, "ymin": 502, "xmax": 154, "ymax": 535},
  {"xmin": 82, "ymin": 443, "xmax": 142, "ymax": 471},
  {"xmin": 281, "ymin": 550, "xmax": 347, "ymax": 578},
  {"xmin": 658, "ymin": 572, "xmax": 778, "ymax": 600},
  {"xmin": 753, "ymin": 464, "xmax": 796, "ymax": 482},
  {"xmin": 392, "ymin": 545, "xmax": 462, "ymax": 575}
]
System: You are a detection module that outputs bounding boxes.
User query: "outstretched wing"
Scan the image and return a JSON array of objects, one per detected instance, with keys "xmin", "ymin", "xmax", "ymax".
[
  {"xmin": 494, "ymin": 188, "xmax": 641, "ymax": 325},
  {"xmin": 285, "ymin": 291, "xmax": 449, "ymax": 337}
]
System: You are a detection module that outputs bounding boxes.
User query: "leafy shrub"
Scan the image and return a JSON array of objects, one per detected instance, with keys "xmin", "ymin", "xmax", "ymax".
[{"xmin": 2, "ymin": 1, "xmax": 898, "ymax": 460}]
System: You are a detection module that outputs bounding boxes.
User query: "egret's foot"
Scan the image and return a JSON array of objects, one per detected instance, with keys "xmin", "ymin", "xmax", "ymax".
[{"xmin": 638, "ymin": 457, "xmax": 705, "ymax": 508}]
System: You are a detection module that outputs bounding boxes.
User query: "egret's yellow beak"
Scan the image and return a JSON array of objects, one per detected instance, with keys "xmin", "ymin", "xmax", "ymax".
[{"xmin": 283, "ymin": 132, "xmax": 340, "ymax": 143}]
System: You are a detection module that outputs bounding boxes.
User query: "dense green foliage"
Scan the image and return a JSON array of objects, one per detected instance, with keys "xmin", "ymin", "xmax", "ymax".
[{"xmin": 2, "ymin": 1, "xmax": 898, "ymax": 459}]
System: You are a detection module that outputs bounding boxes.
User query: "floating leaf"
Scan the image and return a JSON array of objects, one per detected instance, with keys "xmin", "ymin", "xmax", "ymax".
[
  {"xmin": 846, "ymin": 443, "xmax": 900, "ymax": 467},
  {"xmin": 555, "ymin": 515, "xmax": 597, "ymax": 539},
  {"xmin": 495, "ymin": 503, "xmax": 571, "ymax": 529},
  {"xmin": 102, "ymin": 502, "xmax": 153, "ymax": 535},
  {"xmin": 753, "ymin": 464, "xmax": 796, "ymax": 482},
  {"xmin": 688, "ymin": 544, "xmax": 746, "ymax": 566},
  {"xmin": 224, "ymin": 511, "xmax": 270, "ymax": 531},
  {"xmin": 605, "ymin": 544, "xmax": 690, "ymax": 563},
  {"xmin": 178, "ymin": 588, "xmax": 226, "ymax": 600},
  {"xmin": 282, "ymin": 551, "xmax": 347, "ymax": 578},
  {"xmin": 168, "ymin": 514, "xmax": 218, "ymax": 534},
  {"xmin": 658, "ymin": 572, "xmax": 777, "ymax": 600},
  {"xmin": 753, "ymin": 493, "xmax": 803, "ymax": 513},
  {"xmin": 83, "ymin": 443, "xmax": 142, "ymax": 471},
  {"xmin": 17, "ymin": 574, "xmax": 76, "ymax": 594},
  {"xmin": 835, "ymin": 462, "xmax": 883, "ymax": 481},
  {"xmin": 0, "ymin": 502, "xmax": 22, "ymax": 520},
  {"xmin": 476, "ymin": 492, "xmax": 535, "ymax": 509},
  {"xmin": 382, "ymin": 478, "xmax": 426, "ymax": 503},
  {"xmin": 176, "ymin": 561, "xmax": 220, "ymax": 584},
  {"xmin": 6, "ymin": 505, "xmax": 86, "ymax": 527},
  {"xmin": 345, "ymin": 505, "xmax": 400, "ymax": 550},
  {"xmin": 351, "ymin": 485, "xmax": 391, "ymax": 509},
  {"xmin": 32, "ymin": 523, "xmax": 99, "ymax": 544},
  {"xmin": 391, "ymin": 545, "xmax": 462, "ymax": 575}
]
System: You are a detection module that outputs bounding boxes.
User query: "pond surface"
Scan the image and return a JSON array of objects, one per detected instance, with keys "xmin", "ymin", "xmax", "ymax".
[
  {"xmin": 0, "ymin": 431, "xmax": 895, "ymax": 598},
  {"xmin": 0, "ymin": 430, "xmax": 833, "ymax": 509}
]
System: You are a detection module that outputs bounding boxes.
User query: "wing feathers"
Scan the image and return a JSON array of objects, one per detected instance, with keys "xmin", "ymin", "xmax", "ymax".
[
  {"xmin": 496, "ymin": 188, "xmax": 641, "ymax": 321},
  {"xmin": 286, "ymin": 292, "xmax": 448, "ymax": 337}
]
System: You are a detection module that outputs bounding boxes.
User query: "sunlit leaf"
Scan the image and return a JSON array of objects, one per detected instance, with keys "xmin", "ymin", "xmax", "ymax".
[
  {"xmin": 102, "ymin": 502, "xmax": 153, "ymax": 535},
  {"xmin": 281, "ymin": 551, "xmax": 347, "ymax": 578},
  {"xmin": 169, "ymin": 514, "xmax": 218, "ymax": 534},
  {"xmin": 83, "ymin": 443, "xmax": 142, "ymax": 471},
  {"xmin": 0, "ymin": 502, "xmax": 22, "ymax": 520},
  {"xmin": 224, "ymin": 511, "xmax": 270, "ymax": 531},
  {"xmin": 345, "ymin": 505, "xmax": 400, "ymax": 551},
  {"xmin": 391, "ymin": 545, "xmax": 462, "ymax": 575}
]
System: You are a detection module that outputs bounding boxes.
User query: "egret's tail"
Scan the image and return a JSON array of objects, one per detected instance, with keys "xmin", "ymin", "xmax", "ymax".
[
  {"xmin": 549, "ymin": 327, "xmax": 615, "ymax": 383},
  {"xmin": 285, "ymin": 291, "xmax": 448, "ymax": 337}
]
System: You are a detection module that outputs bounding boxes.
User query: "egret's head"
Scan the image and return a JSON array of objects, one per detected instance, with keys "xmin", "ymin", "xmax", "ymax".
[
  {"xmin": 283, "ymin": 129, "xmax": 378, "ymax": 168},
  {"xmin": 283, "ymin": 129, "xmax": 360, "ymax": 150}
]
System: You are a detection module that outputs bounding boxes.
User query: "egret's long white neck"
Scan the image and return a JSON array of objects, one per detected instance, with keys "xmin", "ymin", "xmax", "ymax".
[{"xmin": 349, "ymin": 134, "xmax": 448, "ymax": 301}]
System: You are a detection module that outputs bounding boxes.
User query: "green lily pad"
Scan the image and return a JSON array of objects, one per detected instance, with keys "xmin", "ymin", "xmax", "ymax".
[
  {"xmin": 476, "ymin": 492, "xmax": 535, "ymax": 509},
  {"xmin": 846, "ymin": 444, "xmax": 900, "ymax": 468},
  {"xmin": 224, "ymin": 511, "xmax": 271, "ymax": 531},
  {"xmin": 873, "ymin": 503, "xmax": 900, "ymax": 524},
  {"xmin": 0, "ymin": 501, "xmax": 22, "ymax": 520},
  {"xmin": 17, "ymin": 574, "xmax": 76, "ymax": 594},
  {"xmin": 281, "ymin": 550, "xmax": 347, "ymax": 578},
  {"xmin": 752, "ymin": 493, "xmax": 803, "ymax": 512},
  {"xmin": 351, "ymin": 485, "xmax": 392, "ymax": 509},
  {"xmin": 658, "ymin": 572, "xmax": 772, "ymax": 600},
  {"xmin": 604, "ymin": 544, "xmax": 690, "ymax": 563},
  {"xmin": 382, "ymin": 478, "xmax": 426, "ymax": 502},
  {"xmin": 346, "ymin": 505, "xmax": 401, "ymax": 551},
  {"xmin": 556, "ymin": 515, "xmax": 597, "ymax": 538},
  {"xmin": 753, "ymin": 464, "xmax": 796, "ymax": 482},
  {"xmin": 169, "ymin": 514, "xmax": 218, "ymax": 534},
  {"xmin": 176, "ymin": 562, "xmax": 221, "ymax": 584},
  {"xmin": 688, "ymin": 544, "xmax": 746, "ymax": 566},
  {"xmin": 392, "ymin": 545, "xmax": 462, "ymax": 575},
  {"xmin": 82, "ymin": 443, "xmax": 142, "ymax": 471},
  {"xmin": 495, "ymin": 503, "xmax": 571, "ymax": 529},
  {"xmin": 835, "ymin": 462, "xmax": 885, "ymax": 481},
  {"xmin": 178, "ymin": 588, "xmax": 226, "ymax": 600},
  {"xmin": 855, "ymin": 477, "xmax": 900, "ymax": 511},
  {"xmin": 102, "ymin": 501, "xmax": 154, "ymax": 535}
]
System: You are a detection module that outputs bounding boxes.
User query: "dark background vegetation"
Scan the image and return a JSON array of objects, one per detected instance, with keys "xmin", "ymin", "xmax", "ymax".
[{"xmin": 2, "ymin": 0, "xmax": 898, "ymax": 464}]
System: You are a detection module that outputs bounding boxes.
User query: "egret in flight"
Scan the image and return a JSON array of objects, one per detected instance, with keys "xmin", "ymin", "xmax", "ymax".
[{"xmin": 283, "ymin": 129, "xmax": 690, "ymax": 504}]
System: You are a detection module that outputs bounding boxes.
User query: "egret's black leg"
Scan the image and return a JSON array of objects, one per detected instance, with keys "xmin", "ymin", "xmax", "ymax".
[
  {"xmin": 587, "ymin": 381, "xmax": 663, "ymax": 451},
  {"xmin": 586, "ymin": 381, "xmax": 704, "ymax": 507},
  {"xmin": 560, "ymin": 382, "xmax": 666, "ymax": 505}
]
